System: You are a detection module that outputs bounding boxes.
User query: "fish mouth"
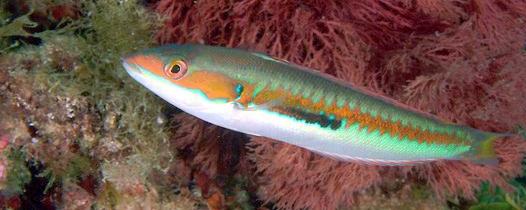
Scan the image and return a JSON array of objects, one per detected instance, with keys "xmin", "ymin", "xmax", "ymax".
[{"xmin": 121, "ymin": 56, "xmax": 142, "ymax": 75}]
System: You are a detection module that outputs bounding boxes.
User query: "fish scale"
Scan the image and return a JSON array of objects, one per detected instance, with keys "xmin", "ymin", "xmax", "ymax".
[{"xmin": 122, "ymin": 44, "xmax": 507, "ymax": 165}]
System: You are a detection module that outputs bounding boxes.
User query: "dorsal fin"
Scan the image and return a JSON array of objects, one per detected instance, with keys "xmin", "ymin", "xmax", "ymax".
[{"xmin": 251, "ymin": 52, "xmax": 290, "ymax": 64}]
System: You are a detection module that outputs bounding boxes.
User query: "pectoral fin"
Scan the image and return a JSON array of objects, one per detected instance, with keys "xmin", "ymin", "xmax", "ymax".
[{"xmin": 232, "ymin": 99, "xmax": 283, "ymax": 111}]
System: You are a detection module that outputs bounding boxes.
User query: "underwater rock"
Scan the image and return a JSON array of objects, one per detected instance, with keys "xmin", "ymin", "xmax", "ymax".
[
  {"xmin": 0, "ymin": 0, "xmax": 192, "ymax": 209},
  {"xmin": 61, "ymin": 182, "xmax": 95, "ymax": 210}
]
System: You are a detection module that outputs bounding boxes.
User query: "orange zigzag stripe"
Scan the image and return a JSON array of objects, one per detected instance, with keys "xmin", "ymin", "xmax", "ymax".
[
  {"xmin": 245, "ymin": 84, "xmax": 467, "ymax": 146},
  {"xmin": 167, "ymin": 70, "xmax": 467, "ymax": 147}
]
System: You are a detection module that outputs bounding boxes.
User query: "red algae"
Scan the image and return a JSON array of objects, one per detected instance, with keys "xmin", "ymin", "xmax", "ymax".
[{"xmin": 155, "ymin": 0, "xmax": 526, "ymax": 209}]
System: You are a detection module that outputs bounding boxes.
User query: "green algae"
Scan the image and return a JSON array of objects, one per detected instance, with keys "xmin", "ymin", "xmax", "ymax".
[
  {"xmin": 0, "ymin": 15, "xmax": 37, "ymax": 38},
  {"xmin": 96, "ymin": 181, "xmax": 120, "ymax": 209},
  {"xmin": 0, "ymin": 1, "xmax": 9, "ymax": 21},
  {"xmin": 4, "ymin": 149, "xmax": 31, "ymax": 195},
  {"xmin": 472, "ymin": 181, "xmax": 526, "ymax": 210},
  {"xmin": 0, "ymin": 13, "xmax": 37, "ymax": 53},
  {"xmin": 410, "ymin": 184, "xmax": 432, "ymax": 200},
  {"xmin": 34, "ymin": 0, "xmax": 173, "ymax": 174},
  {"xmin": 0, "ymin": 0, "xmax": 183, "ymax": 207},
  {"xmin": 469, "ymin": 202, "xmax": 514, "ymax": 210},
  {"xmin": 38, "ymin": 154, "xmax": 93, "ymax": 193}
]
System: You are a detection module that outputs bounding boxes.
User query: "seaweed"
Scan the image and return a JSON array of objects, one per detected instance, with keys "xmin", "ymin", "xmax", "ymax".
[
  {"xmin": 0, "ymin": 0, "xmax": 202, "ymax": 208},
  {"xmin": 1, "ymin": 0, "xmax": 525, "ymax": 209},
  {"xmin": 155, "ymin": 0, "xmax": 526, "ymax": 209},
  {"xmin": 0, "ymin": 14, "xmax": 37, "ymax": 37},
  {"xmin": 3, "ymin": 149, "xmax": 31, "ymax": 195},
  {"xmin": 0, "ymin": 14, "xmax": 37, "ymax": 52},
  {"xmin": 472, "ymin": 181, "xmax": 526, "ymax": 210},
  {"xmin": 30, "ymin": 0, "xmax": 172, "ymax": 182}
]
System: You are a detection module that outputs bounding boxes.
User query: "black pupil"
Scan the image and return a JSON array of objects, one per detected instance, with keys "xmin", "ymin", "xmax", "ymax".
[{"xmin": 170, "ymin": 64, "xmax": 181, "ymax": 74}]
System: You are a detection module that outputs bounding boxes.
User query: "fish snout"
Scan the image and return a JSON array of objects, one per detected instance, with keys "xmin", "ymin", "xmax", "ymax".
[
  {"xmin": 121, "ymin": 53, "xmax": 165, "ymax": 77},
  {"xmin": 121, "ymin": 55, "xmax": 142, "ymax": 75}
]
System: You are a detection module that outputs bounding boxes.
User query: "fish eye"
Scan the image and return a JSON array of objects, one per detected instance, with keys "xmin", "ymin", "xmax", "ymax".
[
  {"xmin": 164, "ymin": 60, "xmax": 187, "ymax": 79},
  {"xmin": 170, "ymin": 64, "xmax": 181, "ymax": 74}
]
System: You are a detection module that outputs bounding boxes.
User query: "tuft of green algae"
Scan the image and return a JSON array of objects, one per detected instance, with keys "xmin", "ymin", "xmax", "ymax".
[
  {"xmin": 0, "ymin": 1, "xmax": 9, "ymax": 22},
  {"xmin": 34, "ymin": 0, "xmax": 174, "ymax": 177},
  {"xmin": 37, "ymin": 153, "xmax": 93, "ymax": 193},
  {"xmin": 0, "ymin": 0, "xmax": 187, "ymax": 208},
  {"xmin": 0, "ymin": 15, "xmax": 37, "ymax": 38},
  {"xmin": 0, "ymin": 14, "xmax": 37, "ymax": 52},
  {"xmin": 472, "ymin": 181, "xmax": 526, "ymax": 210},
  {"xmin": 4, "ymin": 149, "xmax": 31, "ymax": 195}
]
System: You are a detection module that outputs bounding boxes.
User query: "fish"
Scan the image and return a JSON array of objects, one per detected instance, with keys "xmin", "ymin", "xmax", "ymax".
[{"xmin": 121, "ymin": 44, "xmax": 507, "ymax": 165}]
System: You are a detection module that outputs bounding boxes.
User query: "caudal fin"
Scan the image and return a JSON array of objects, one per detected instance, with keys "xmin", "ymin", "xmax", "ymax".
[{"xmin": 464, "ymin": 131, "xmax": 511, "ymax": 165}]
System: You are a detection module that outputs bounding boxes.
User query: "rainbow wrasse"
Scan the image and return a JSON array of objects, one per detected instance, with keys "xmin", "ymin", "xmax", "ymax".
[{"xmin": 122, "ymin": 44, "xmax": 506, "ymax": 165}]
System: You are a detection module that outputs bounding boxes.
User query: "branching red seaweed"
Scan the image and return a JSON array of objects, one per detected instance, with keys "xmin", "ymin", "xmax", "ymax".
[{"xmin": 155, "ymin": 0, "xmax": 526, "ymax": 209}]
